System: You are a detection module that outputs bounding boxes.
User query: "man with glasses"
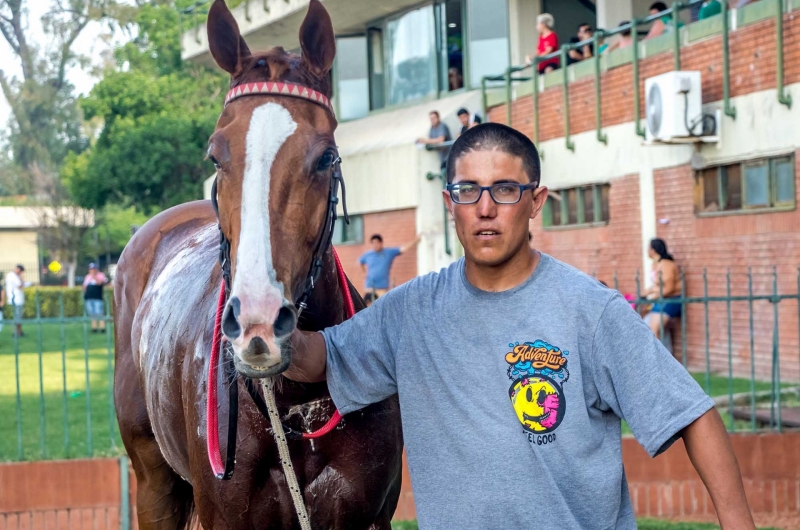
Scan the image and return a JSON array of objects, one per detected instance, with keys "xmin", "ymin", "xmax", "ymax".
[{"xmin": 287, "ymin": 123, "xmax": 754, "ymax": 529}]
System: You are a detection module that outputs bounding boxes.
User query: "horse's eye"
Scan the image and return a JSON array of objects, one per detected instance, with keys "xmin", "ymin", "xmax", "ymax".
[
  {"xmin": 208, "ymin": 155, "xmax": 221, "ymax": 170},
  {"xmin": 316, "ymin": 151, "xmax": 336, "ymax": 171}
]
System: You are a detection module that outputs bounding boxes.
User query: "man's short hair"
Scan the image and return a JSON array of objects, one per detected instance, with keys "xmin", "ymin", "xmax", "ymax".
[
  {"xmin": 619, "ymin": 20, "xmax": 632, "ymax": 37},
  {"xmin": 15, "ymin": 264, "xmax": 24, "ymax": 272},
  {"xmin": 370, "ymin": 234, "xmax": 383, "ymax": 243},
  {"xmin": 429, "ymin": 110, "xmax": 440, "ymax": 118},
  {"xmin": 578, "ymin": 23, "xmax": 592, "ymax": 32},
  {"xmin": 456, "ymin": 108, "xmax": 469, "ymax": 117},
  {"xmin": 364, "ymin": 292, "xmax": 377, "ymax": 303},
  {"xmin": 445, "ymin": 123, "xmax": 541, "ymax": 185},
  {"xmin": 650, "ymin": 2, "xmax": 668, "ymax": 12}
]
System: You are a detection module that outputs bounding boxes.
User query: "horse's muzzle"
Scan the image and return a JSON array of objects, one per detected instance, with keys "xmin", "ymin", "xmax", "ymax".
[{"xmin": 222, "ymin": 295, "xmax": 297, "ymax": 378}]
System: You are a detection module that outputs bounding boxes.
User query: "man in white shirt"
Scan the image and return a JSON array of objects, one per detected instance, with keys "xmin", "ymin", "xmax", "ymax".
[{"xmin": 5, "ymin": 265, "xmax": 25, "ymax": 337}]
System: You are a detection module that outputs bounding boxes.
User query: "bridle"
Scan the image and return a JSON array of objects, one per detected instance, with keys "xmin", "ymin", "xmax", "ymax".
[
  {"xmin": 210, "ymin": 81, "xmax": 348, "ymax": 316},
  {"xmin": 207, "ymin": 81, "xmax": 350, "ymax": 481}
]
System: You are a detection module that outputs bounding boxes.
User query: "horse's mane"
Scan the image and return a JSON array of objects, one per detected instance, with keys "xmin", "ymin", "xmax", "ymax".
[{"xmin": 231, "ymin": 48, "xmax": 333, "ymax": 98}]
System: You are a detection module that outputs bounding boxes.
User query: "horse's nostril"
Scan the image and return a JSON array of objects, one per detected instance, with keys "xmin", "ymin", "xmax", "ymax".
[
  {"xmin": 222, "ymin": 296, "xmax": 242, "ymax": 339},
  {"xmin": 273, "ymin": 305, "xmax": 297, "ymax": 339}
]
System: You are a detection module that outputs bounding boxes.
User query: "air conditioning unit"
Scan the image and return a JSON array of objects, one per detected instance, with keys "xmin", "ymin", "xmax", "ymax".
[{"xmin": 645, "ymin": 71, "xmax": 704, "ymax": 142}]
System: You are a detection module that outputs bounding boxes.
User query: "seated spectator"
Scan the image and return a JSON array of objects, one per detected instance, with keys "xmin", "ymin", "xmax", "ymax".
[
  {"xmin": 456, "ymin": 108, "xmax": 482, "ymax": 136},
  {"xmin": 606, "ymin": 20, "xmax": 635, "ymax": 52},
  {"xmin": 526, "ymin": 13, "xmax": 559, "ymax": 74},
  {"xmin": 698, "ymin": 0, "xmax": 722, "ymax": 20},
  {"xmin": 416, "ymin": 110, "xmax": 452, "ymax": 170},
  {"xmin": 646, "ymin": 1, "xmax": 683, "ymax": 39},
  {"xmin": 568, "ymin": 23, "xmax": 594, "ymax": 64}
]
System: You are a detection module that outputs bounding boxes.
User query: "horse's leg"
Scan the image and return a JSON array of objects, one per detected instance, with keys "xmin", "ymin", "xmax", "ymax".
[{"xmin": 115, "ymin": 305, "xmax": 194, "ymax": 529}]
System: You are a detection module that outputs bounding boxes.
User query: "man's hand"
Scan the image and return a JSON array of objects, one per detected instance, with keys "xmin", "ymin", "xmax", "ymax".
[
  {"xmin": 284, "ymin": 330, "xmax": 328, "ymax": 383},
  {"xmin": 682, "ymin": 409, "xmax": 755, "ymax": 529}
]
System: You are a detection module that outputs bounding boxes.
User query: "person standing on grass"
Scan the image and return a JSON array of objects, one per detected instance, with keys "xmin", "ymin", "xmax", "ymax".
[
  {"xmin": 287, "ymin": 123, "xmax": 755, "ymax": 529},
  {"xmin": 358, "ymin": 234, "xmax": 421, "ymax": 298},
  {"xmin": 82, "ymin": 263, "xmax": 108, "ymax": 333},
  {"xmin": 5, "ymin": 265, "xmax": 26, "ymax": 337}
]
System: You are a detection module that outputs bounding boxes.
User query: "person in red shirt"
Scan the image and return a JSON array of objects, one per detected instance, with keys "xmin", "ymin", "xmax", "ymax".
[{"xmin": 526, "ymin": 13, "xmax": 559, "ymax": 74}]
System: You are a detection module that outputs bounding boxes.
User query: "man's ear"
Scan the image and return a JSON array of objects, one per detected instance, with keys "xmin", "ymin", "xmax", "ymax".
[
  {"xmin": 530, "ymin": 186, "xmax": 548, "ymax": 220},
  {"xmin": 442, "ymin": 189, "xmax": 454, "ymax": 218}
]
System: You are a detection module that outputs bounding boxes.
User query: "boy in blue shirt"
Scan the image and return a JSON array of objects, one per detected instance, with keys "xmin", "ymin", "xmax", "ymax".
[{"xmin": 359, "ymin": 234, "xmax": 420, "ymax": 296}]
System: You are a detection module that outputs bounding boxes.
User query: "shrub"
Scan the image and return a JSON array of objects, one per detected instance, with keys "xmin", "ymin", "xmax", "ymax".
[{"xmin": 2, "ymin": 286, "xmax": 114, "ymax": 319}]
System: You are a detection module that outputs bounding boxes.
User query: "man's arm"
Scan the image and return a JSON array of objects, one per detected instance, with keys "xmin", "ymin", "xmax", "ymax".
[
  {"xmin": 647, "ymin": 19, "xmax": 665, "ymax": 39},
  {"xmin": 399, "ymin": 235, "xmax": 422, "ymax": 254},
  {"xmin": 417, "ymin": 135, "xmax": 447, "ymax": 145},
  {"xmin": 285, "ymin": 330, "xmax": 327, "ymax": 383},
  {"xmin": 682, "ymin": 409, "xmax": 755, "ymax": 529}
]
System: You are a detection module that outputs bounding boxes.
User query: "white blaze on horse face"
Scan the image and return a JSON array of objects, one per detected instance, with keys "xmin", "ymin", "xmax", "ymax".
[{"xmin": 230, "ymin": 102, "xmax": 297, "ymax": 354}]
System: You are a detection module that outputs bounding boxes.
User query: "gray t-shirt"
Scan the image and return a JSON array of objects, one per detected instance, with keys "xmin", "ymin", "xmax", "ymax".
[
  {"xmin": 323, "ymin": 253, "xmax": 713, "ymax": 529},
  {"xmin": 429, "ymin": 123, "xmax": 451, "ymax": 165}
]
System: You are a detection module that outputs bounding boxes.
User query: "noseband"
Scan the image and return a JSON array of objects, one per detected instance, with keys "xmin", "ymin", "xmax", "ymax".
[{"xmin": 207, "ymin": 81, "xmax": 351, "ymax": 481}]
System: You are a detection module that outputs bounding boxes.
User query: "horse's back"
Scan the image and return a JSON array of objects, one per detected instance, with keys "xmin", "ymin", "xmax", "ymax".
[{"xmin": 115, "ymin": 200, "xmax": 220, "ymax": 480}]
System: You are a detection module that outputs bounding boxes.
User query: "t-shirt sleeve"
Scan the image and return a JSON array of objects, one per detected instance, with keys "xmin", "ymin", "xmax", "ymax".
[
  {"xmin": 323, "ymin": 285, "xmax": 407, "ymax": 414},
  {"xmin": 358, "ymin": 252, "xmax": 368, "ymax": 265},
  {"xmin": 590, "ymin": 294, "xmax": 714, "ymax": 457},
  {"xmin": 388, "ymin": 247, "xmax": 402, "ymax": 258}
]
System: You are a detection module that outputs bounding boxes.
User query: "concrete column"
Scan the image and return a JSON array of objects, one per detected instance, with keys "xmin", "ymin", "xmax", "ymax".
[
  {"xmin": 508, "ymin": 0, "xmax": 541, "ymax": 66},
  {"xmin": 596, "ymin": 0, "xmax": 633, "ymax": 31},
  {"xmin": 638, "ymin": 167, "xmax": 657, "ymax": 289}
]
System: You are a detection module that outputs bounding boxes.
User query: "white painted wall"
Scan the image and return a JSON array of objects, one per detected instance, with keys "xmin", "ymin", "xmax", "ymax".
[
  {"xmin": 536, "ymin": 82, "xmax": 800, "ymax": 285},
  {"xmin": 596, "ymin": 0, "xmax": 633, "ymax": 31},
  {"xmin": 508, "ymin": 0, "xmax": 542, "ymax": 66}
]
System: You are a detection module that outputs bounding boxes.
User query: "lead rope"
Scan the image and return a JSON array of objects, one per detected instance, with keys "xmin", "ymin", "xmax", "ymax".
[
  {"xmin": 259, "ymin": 247, "xmax": 355, "ymax": 530},
  {"xmin": 260, "ymin": 377, "xmax": 312, "ymax": 530}
]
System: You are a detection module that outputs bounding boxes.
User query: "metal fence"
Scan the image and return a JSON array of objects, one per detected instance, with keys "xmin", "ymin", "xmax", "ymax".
[{"xmin": 1, "ymin": 290, "xmax": 119, "ymax": 462}]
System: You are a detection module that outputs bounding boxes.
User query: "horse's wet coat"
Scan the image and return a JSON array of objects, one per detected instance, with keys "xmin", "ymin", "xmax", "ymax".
[{"xmin": 114, "ymin": 1, "xmax": 402, "ymax": 527}]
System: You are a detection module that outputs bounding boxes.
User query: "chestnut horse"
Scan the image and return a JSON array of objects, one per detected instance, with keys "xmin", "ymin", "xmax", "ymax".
[{"xmin": 113, "ymin": 1, "xmax": 402, "ymax": 527}]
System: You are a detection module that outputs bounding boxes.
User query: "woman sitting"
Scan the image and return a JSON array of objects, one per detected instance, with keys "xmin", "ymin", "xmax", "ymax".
[{"xmin": 643, "ymin": 238, "xmax": 682, "ymax": 338}]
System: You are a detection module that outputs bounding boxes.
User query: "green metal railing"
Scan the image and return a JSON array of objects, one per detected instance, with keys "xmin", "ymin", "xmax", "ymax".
[
  {"xmin": 481, "ymin": 0, "xmax": 796, "ymax": 151},
  {"xmin": 619, "ymin": 267, "xmax": 800, "ymax": 433},
  {"xmin": 1, "ymin": 291, "xmax": 120, "ymax": 462}
]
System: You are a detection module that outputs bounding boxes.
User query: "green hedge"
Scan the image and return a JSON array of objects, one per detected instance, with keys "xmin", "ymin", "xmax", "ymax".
[{"xmin": 2, "ymin": 286, "xmax": 114, "ymax": 319}]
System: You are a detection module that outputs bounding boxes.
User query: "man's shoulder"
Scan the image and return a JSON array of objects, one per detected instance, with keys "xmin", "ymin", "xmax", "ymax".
[{"xmin": 539, "ymin": 253, "xmax": 615, "ymax": 308}]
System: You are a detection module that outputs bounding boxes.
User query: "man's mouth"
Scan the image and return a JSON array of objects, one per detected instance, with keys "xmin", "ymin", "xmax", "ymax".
[{"xmin": 476, "ymin": 230, "xmax": 500, "ymax": 239}]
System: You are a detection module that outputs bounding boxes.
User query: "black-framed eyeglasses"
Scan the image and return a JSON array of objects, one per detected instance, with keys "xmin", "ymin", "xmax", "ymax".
[{"xmin": 446, "ymin": 182, "xmax": 537, "ymax": 204}]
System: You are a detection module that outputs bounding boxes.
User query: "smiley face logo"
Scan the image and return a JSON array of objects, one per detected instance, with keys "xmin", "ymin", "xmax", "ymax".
[{"xmin": 508, "ymin": 375, "xmax": 565, "ymax": 434}]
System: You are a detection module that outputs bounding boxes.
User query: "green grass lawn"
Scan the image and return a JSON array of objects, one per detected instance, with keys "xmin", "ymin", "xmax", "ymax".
[{"xmin": 0, "ymin": 321, "xmax": 123, "ymax": 461}]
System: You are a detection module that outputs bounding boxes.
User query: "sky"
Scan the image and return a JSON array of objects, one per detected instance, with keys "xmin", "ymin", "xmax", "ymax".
[{"xmin": 0, "ymin": 1, "xmax": 128, "ymax": 131}]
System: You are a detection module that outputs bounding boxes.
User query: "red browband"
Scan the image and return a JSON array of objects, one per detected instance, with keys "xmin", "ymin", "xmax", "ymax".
[{"xmin": 224, "ymin": 81, "xmax": 334, "ymax": 114}]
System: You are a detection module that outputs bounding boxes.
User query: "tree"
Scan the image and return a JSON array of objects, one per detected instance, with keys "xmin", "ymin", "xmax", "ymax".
[{"xmin": 63, "ymin": 1, "xmax": 226, "ymax": 214}]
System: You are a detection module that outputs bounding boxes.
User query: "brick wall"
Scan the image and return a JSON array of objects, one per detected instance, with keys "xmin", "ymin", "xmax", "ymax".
[
  {"xmin": 488, "ymin": 11, "xmax": 800, "ymax": 141},
  {"xmin": 530, "ymin": 173, "xmax": 642, "ymax": 295},
  {"xmin": 5, "ymin": 434, "xmax": 800, "ymax": 528},
  {"xmin": 653, "ymin": 155, "xmax": 800, "ymax": 381},
  {"xmin": 334, "ymin": 208, "xmax": 418, "ymax": 296}
]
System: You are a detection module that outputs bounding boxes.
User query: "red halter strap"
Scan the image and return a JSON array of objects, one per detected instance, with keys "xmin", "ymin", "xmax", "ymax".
[
  {"xmin": 207, "ymin": 247, "xmax": 354, "ymax": 478},
  {"xmin": 224, "ymin": 81, "xmax": 334, "ymax": 115}
]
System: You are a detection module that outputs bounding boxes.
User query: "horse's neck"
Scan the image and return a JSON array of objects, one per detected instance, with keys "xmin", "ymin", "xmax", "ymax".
[{"xmin": 298, "ymin": 250, "xmax": 348, "ymax": 332}]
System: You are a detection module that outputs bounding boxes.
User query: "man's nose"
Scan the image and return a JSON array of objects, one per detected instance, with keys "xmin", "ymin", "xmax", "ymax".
[{"xmin": 476, "ymin": 189, "xmax": 497, "ymax": 217}]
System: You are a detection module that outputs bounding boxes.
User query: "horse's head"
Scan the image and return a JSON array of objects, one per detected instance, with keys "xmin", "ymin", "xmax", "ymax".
[{"xmin": 206, "ymin": 0, "xmax": 337, "ymax": 378}]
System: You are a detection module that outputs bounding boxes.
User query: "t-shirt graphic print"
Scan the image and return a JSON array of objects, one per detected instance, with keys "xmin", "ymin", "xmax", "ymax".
[{"xmin": 506, "ymin": 339, "xmax": 568, "ymax": 440}]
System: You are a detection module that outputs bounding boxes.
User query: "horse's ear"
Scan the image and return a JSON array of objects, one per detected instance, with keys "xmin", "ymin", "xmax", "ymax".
[
  {"xmin": 299, "ymin": 0, "xmax": 336, "ymax": 77},
  {"xmin": 207, "ymin": 0, "xmax": 251, "ymax": 76}
]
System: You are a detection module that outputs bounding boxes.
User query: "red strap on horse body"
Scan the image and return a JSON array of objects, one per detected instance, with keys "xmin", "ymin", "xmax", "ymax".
[{"xmin": 207, "ymin": 248, "xmax": 353, "ymax": 476}]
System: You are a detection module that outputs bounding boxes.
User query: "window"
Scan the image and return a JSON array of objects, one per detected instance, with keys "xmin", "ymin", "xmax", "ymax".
[
  {"xmin": 436, "ymin": 0, "xmax": 465, "ymax": 92},
  {"xmin": 384, "ymin": 5, "xmax": 438, "ymax": 106},
  {"xmin": 542, "ymin": 184, "xmax": 610, "ymax": 228},
  {"xmin": 467, "ymin": 0, "xmax": 509, "ymax": 88},
  {"xmin": 332, "ymin": 215, "xmax": 364, "ymax": 245},
  {"xmin": 334, "ymin": 36, "xmax": 369, "ymax": 121},
  {"xmin": 696, "ymin": 155, "xmax": 795, "ymax": 215}
]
